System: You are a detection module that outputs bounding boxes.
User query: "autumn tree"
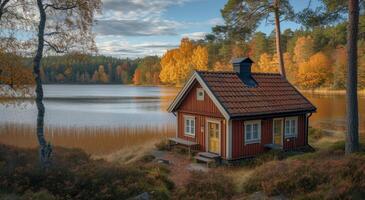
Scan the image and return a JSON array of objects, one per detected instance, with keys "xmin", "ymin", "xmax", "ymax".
[
  {"xmin": 31, "ymin": 0, "xmax": 101, "ymax": 167},
  {"xmin": 293, "ymin": 36, "xmax": 315, "ymax": 64},
  {"xmin": 160, "ymin": 38, "xmax": 208, "ymax": 86},
  {"xmin": 133, "ymin": 68, "xmax": 141, "ymax": 85},
  {"xmin": 296, "ymin": 52, "xmax": 332, "ymax": 89},
  {"xmin": 255, "ymin": 53, "xmax": 279, "ymax": 73},
  {"xmin": 0, "ymin": 50, "xmax": 34, "ymax": 96},
  {"xmin": 213, "ymin": 61, "xmax": 232, "ymax": 71},
  {"xmin": 192, "ymin": 45, "xmax": 208, "ymax": 71}
]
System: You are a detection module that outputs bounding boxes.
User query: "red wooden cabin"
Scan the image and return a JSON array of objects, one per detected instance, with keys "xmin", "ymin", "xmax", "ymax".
[{"xmin": 167, "ymin": 57, "xmax": 316, "ymax": 161}]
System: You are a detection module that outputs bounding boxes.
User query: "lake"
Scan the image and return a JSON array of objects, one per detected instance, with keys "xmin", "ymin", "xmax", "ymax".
[{"xmin": 0, "ymin": 85, "xmax": 364, "ymax": 155}]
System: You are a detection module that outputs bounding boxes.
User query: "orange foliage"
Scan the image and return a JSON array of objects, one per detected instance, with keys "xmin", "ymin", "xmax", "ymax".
[
  {"xmin": 296, "ymin": 52, "xmax": 332, "ymax": 89},
  {"xmin": 133, "ymin": 69, "xmax": 142, "ymax": 85}
]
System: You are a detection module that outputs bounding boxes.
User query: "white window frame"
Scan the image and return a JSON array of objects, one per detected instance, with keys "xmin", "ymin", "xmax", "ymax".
[
  {"xmin": 284, "ymin": 116, "xmax": 298, "ymax": 138},
  {"xmin": 184, "ymin": 115, "xmax": 196, "ymax": 137},
  {"xmin": 196, "ymin": 88, "xmax": 204, "ymax": 101},
  {"xmin": 244, "ymin": 120, "xmax": 261, "ymax": 145}
]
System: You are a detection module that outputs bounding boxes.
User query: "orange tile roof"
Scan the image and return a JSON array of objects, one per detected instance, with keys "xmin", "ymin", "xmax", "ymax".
[{"xmin": 196, "ymin": 71, "xmax": 316, "ymax": 117}]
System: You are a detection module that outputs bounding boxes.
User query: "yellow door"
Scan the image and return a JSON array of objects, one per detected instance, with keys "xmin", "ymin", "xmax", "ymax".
[
  {"xmin": 208, "ymin": 121, "xmax": 220, "ymax": 154},
  {"xmin": 273, "ymin": 119, "xmax": 283, "ymax": 146}
]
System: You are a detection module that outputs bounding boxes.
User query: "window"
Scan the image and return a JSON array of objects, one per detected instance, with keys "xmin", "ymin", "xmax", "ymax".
[
  {"xmin": 244, "ymin": 120, "xmax": 261, "ymax": 144},
  {"xmin": 197, "ymin": 88, "xmax": 204, "ymax": 101},
  {"xmin": 285, "ymin": 117, "xmax": 297, "ymax": 138},
  {"xmin": 184, "ymin": 116, "xmax": 195, "ymax": 136}
]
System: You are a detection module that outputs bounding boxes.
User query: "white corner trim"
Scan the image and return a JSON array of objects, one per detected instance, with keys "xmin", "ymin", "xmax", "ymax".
[{"xmin": 167, "ymin": 71, "xmax": 231, "ymax": 120}]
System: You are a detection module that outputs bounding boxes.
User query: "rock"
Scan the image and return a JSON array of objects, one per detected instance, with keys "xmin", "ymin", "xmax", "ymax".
[
  {"xmin": 131, "ymin": 192, "xmax": 149, "ymax": 200},
  {"xmin": 187, "ymin": 163, "xmax": 209, "ymax": 172},
  {"xmin": 156, "ymin": 158, "xmax": 171, "ymax": 165}
]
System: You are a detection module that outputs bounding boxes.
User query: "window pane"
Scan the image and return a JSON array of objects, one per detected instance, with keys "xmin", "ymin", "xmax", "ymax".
[
  {"xmin": 291, "ymin": 120, "xmax": 295, "ymax": 135},
  {"xmin": 285, "ymin": 121, "xmax": 290, "ymax": 134},
  {"xmin": 253, "ymin": 124, "xmax": 258, "ymax": 139},
  {"xmin": 246, "ymin": 132, "xmax": 251, "ymax": 140},
  {"xmin": 246, "ymin": 124, "xmax": 252, "ymax": 140}
]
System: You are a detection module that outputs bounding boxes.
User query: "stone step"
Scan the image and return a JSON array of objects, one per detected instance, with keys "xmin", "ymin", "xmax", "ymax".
[
  {"xmin": 194, "ymin": 155, "xmax": 215, "ymax": 164},
  {"xmin": 197, "ymin": 152, "xmax": 220, "ymax": 159}
]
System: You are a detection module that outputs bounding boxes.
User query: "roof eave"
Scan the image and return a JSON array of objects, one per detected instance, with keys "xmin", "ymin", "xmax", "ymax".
[{"xmin": 229, "ymin": 109, "xmax": 316, "ymax": 120}]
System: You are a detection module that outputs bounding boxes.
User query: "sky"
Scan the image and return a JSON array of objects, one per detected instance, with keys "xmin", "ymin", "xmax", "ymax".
[{"xmin": 94, "ymin": 0, "xmax": 321, "ymax": 58}]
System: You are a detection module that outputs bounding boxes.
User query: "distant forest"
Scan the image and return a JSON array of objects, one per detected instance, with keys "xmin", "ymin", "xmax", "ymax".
[
  {"xmin": 9, "ymin": 9, "xmax": 363, "ymax": 89},
  {"xmin": 34, "ymin": 16, "xmax": 365, "ymax": 89}
]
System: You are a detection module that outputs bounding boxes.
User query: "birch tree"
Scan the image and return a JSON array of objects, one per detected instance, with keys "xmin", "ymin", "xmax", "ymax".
[{"xmin": 31, "ymin": 0, "xmax": 101, "ymax": 167}]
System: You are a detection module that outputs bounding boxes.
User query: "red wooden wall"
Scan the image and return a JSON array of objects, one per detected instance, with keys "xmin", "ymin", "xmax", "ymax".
[
  {"xmin": 176, "ymin": 81, "xmax": 226, "ymax": 159},
  {"xmin": 231, "ymin": 115, "xmax": 306, "ymax": 159}
]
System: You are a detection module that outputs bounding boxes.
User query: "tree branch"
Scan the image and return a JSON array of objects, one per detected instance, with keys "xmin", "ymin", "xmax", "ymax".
[{"xmin": 44, "ymin": 40, "xmax": 66, "ymax": 53}]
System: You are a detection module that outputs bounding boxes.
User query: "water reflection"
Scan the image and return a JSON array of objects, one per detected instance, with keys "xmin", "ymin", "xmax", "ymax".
[{"xmin": 0, "ymin": 85, "xmax": 364, "ymax": 155}]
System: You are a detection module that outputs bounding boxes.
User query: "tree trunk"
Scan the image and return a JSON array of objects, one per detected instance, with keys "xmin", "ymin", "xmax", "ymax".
[
  {"xmin": 33, "ymin": 0, "xmax": 52, "ymax": 167},
  {"xmin": 346, "ymin": 0, "xmax": 360, "ymax": 154},
  {"xmin": 274, "ymin": 0, "xmax": 286, "ymax": 78}
]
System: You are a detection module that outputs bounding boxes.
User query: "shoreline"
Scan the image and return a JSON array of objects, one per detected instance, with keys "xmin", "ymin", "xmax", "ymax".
[{"xmin": 299, "ymin": 89, "xmax": 365, "ymax": 95}]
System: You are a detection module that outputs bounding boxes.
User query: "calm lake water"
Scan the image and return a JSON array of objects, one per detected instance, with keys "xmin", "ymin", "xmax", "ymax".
[{"xmin": 0, "ymin": 85, "xmax": 364, "ymax": 155}]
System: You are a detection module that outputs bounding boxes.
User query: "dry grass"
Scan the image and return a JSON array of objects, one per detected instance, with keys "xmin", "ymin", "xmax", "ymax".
[
  {"xmin": 300, "ymin": 88, "xmax": 365, "ymax": 95},
  {"xmin": 0, "ymin": 123, "xmax": 175, "ymax": 161}
]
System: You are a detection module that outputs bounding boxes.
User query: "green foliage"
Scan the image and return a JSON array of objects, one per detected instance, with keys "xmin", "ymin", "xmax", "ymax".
[
  {"xmin": 0, "ymin": 145, "xmax": 173, "ymax": 200},
  {"xmin": 174, "ymin": 172, "xmax": 236, "ymax": 199},
  {"xmin": 133, "ymin": 56, "xmax": 161, "ymax": 85},
  {"xmin": 35, "ymin": 54, "xmax": 139, "ymax": 84}
]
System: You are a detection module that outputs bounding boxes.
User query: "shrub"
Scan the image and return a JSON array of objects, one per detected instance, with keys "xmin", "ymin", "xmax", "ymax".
[
  {"xmin": 174, "ymin": 171, "xmax": 235, "ymax": 200},
  {"xmin": 155, "ymin": 139, "xmax": 170, "ymax": 151},
  {"xmin": 0, "ymin": 145, "xmax": 173, "ymax": 200},
  {"xmin": 308, "ymin": 127, "xmax": 325, "ymax": 142},
  {"xmin": 243, "ymin": 155, "xmax": 365, "ymax": 199}
]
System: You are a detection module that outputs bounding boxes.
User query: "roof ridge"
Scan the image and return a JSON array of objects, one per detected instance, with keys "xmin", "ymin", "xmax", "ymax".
[
  {"xmin": 251, "ymin": 72, "xmax": 281, "ymax": 76},
  {"xmin": 195, "ymin": 70, "xmax": 282, "ymax": 76},
  {"xmin": 195, "ymin": 70, "xmax": 235, "ymax": 74}
]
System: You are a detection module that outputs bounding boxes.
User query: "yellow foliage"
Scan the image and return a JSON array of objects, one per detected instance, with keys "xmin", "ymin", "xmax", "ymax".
[
  {"xmin": 293, "ymin": 36, "xmax": 314, "ymax": 64},
  {"xmin": 255, "ymin": 53, "xmax": 279, "ymax": 73},
  {"xmin": 192, "ymin": 46, "xmax": 208, "ymax": 71},
  {"xmin": 296, "ymin": 52, "xmax": 332, "ymax": 89},
  {"xmin": 213, "ymin": 61, "xmax": 232, "ymax": 72},
  {"xmin": 160, "ymin": 38, "xmax": 209, "ymax": 86}
]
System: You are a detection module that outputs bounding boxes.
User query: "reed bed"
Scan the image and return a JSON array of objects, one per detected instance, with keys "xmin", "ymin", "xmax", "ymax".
[
  {"xmin": 0, "ymin": 123, "xmax": 175, "ymax": 159},
  {"xmin": 300, "ymin": 88, "xmax": 365, "ymax": 95}
]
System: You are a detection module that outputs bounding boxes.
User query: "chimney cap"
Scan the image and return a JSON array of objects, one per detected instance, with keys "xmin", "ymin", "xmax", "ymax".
[{"xmin": 231, "ymin": 57, "xmax": 254, "ymax": 64}]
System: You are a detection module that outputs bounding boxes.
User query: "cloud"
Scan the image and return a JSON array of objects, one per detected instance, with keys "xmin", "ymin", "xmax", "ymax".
[
  {"xmin": 95, "ymin": 0, "xmax": 189, "ymax": 36},
  {"xmin": 181, "ymin": 32, "xmax": 207, "ymax": 40},
  {"xmin": 94, "ymin": 19, "xmax": 180, "ymax": 36},
  {"xmin": 96, "ymin": 36, "xmax": 178, "ymax": 58}
]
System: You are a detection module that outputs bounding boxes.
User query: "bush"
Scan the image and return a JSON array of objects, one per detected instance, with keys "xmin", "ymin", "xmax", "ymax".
[
  {"xmin": 155, "ymin": 139, "xmax": 170, "ymax": 151},
  {"xmin": 174, "ymin": 171, "xmax": 235, "ymax": 200},
  {"xmin": 243, "ymin": 155, "xmax": 365, "ymax": 199},
  {"xmin": 0, "ymin": 145, "xmax": 173, "ymax": 200},
  {"xmin": 236, "ymin": 150, "xmax": 292, "ymax": 168},
  {"xmin": 308, "ymin": 127, "xmax": 325, "ymax": 142}
]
